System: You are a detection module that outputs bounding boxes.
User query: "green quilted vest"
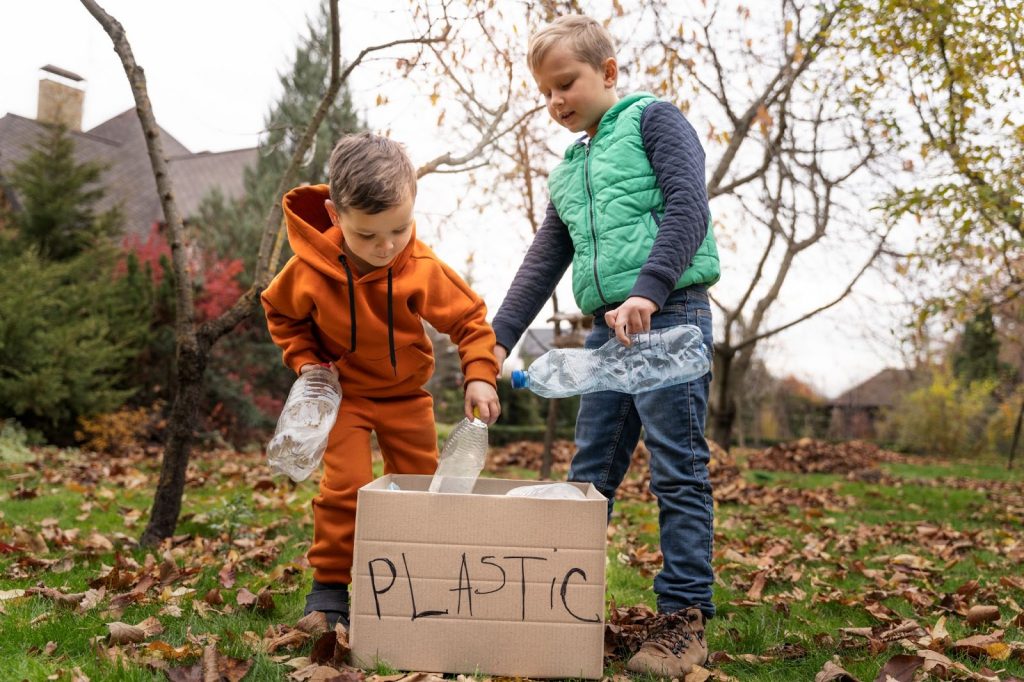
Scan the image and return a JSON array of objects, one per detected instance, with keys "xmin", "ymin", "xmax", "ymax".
[{"xmin": 548, "ymin": 92, "xmax": 720, "ymax": 314}]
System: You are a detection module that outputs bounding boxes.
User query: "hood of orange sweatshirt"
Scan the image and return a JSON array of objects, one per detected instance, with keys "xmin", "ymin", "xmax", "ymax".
[
  {"xmin": 282, "ymin": 183, "xmax": 416, "ymax": 281},
  {"xmin": 282, "ymin": 183, "xmax": 420, "ymax": 376},
  {"xmin": 265, "ymin": 183, "xmax": 498, "ymax": 396}
]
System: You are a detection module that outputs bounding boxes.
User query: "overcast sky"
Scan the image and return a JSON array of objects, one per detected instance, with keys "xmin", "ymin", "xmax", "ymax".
[{"xmin": 1, "ymin": 0, "xmax": 912, "ymax": 398}]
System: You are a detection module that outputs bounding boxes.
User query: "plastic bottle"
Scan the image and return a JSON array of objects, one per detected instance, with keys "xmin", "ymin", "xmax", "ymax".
[
  {"xmin": 266, "ymin": 366, "xmax": 342, "ymax": 482},
  {"xmin": 506, "ymin": 483, "xmax": 588, "ymax": 500},
  {"xmin": 428, "ymin": 417, "xmax": 489, "ymax": 494},
  {"xmin": 511, "ymin": 323, "xmax": 710, "ymax": 398}
]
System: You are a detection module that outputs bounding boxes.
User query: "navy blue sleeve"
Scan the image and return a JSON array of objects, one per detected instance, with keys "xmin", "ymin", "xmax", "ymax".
[
  {"xmin": 491, "ymin": 201, "xmax": 574, "ymax": 351},
  {"xmin": 630, "ymin": 101, "xmax": 711, "ymax": 308}
]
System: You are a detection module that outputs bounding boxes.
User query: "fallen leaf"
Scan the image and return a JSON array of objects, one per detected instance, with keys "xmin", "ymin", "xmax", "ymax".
[
  {"xmin": 310, "ymin": 631, "xmax": 339, "ymax": 666},
  {"xmin": 873, "ymin": 654, "xmax": 922, "ymax": 682},
  {"xmin": 84, "ymin": 531, "xmax": 114, "ymax": 552},
  {"xmin": 146, "ymin": 640, "xmax": 200, "ymax": 661},
  {"xmin": 684, "ymin": 665, "xmax": 712, "ymax": 682},
  {"xmin": 289, "ymin": 664, "xmax": 349, "ymax": 681},
  {"xmin": 746, "ymin": 570, "xmax": 768, "ymax": 601},
  {"xmin": 966, "ymin": 605, "xmax": 1000, "ymax": 626},
  {"xmin": 29, "ymin": 586, "xmax": 87, "ymax": 609},
  {"xmin": 983, "ymin": 642, "xmax": 1010, "ymax": 661},
  {"xmin": 167, "ymin": 644, "xmax": 252, "ymax": 682},
  {"xmin": 815, "ymin": 659, "xmax": 860, "ymax": 682},
  {"xmin": 265, "ymin": 628, "xmax": 310, "ymax": 653},
  {"xmin": 256, "ymin": 586, "xmax": 275, "ymax": 612},
  {"xmin": 296, "ymin": 611, "xmax": 329, "ymax": 635},
  {"xmin": 219, "ymin": 562, "xmax": 237, "ymax": 589},
  {"xmin": 159, "ymin": 604, "xmax": 183, "ymax": 618},
  {"xmin": 953, "ymin": 632, "xmax": 1005, "ymax": 658},
  {"xmin": 236, "ymin": 587, "xmax": 257, "ymax": 608},
  {"xmin": 78, "ymin": 587, "xmax": 105, "ymax": 613},
  {"xmin": 106, "ymin": 621, "xmax": 145, "ymax": 645}
]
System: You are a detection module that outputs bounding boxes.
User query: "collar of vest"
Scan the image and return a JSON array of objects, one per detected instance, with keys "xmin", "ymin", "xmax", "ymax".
[{"xmin": 565, "ymin": 92, "xmax": 657, "ymax": 157}]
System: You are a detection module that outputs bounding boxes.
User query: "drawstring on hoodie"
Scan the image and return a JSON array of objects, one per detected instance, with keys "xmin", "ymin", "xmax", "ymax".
[
  {"xmin": 387, "ymin": 268, "xmax": 396, "ymax": 375},
  {"xmin": 338, "ymin": 255, "xmax": 398, "ymax": 377},
  {"xmin": 338, "ymin": 256, "xmax": 357, "ymax": 353}
]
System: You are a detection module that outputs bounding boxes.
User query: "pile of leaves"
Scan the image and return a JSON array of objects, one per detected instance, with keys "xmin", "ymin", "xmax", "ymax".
[
  {"xmin": 746, "ymin": 438, "xmax": 901, "ymax": 475},
  {"xmin": 487, "ymin": 439, "xmax": 576, "ymax": 473},
  {"xmin": 615, "ymin": 440, "xmax": 858, "ymax": 513}
]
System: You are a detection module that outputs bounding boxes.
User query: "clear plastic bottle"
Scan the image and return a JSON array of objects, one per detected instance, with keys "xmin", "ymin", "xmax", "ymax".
[
  {"xmin": 266, "ymin": 366, "xmax": 341, "ymax": 482},
  {"xmin": 506, "ymin": 483, "xmax": 588, "ymax": 500},
  {"xmin": 428, "ymin": 417, "xmax": 488, "ymax": 494},
  {"xmin": 511, "ymin": 323, "xmax": 710, "ymax": 398}
]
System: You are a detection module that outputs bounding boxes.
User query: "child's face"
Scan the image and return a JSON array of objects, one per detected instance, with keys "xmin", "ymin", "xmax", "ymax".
[
  {"xmin": 326, "ymin": 196, "xmax": 415, "ymax": 271},
  {"xmin": 533, "ymin": 43, "xmax": 618, "ymax": 139}
]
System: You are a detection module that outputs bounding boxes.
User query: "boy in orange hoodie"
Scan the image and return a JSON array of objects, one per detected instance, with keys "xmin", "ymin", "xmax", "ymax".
[{"xmin": 261, "ymin": 132, "xmax": 501, "ymax": 629}]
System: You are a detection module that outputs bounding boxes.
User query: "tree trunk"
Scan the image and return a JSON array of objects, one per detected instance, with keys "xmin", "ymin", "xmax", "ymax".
[
  {"xmin": 1008, "ymin": 397, "xmax": 1023, "ymax": 471},
  {"xmin": 140, "ymin": 339, "xmax": 208, "ymax": 545},
  {"xmin": 541, "ymin": 398, "xmax": 559, "ymax": 479},
  {"xmin": 710, "ymin": 351, "xmax": 736, "ymax": 449}
]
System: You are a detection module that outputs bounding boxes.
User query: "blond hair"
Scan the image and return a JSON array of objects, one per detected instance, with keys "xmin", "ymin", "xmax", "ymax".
[
  {"xmin": 328, "ymin": 132, "xmax": 417, "ymax": 214},
  {"xmin": 527, "ymin": 14, "xmax": 616, "ymax": 73}
]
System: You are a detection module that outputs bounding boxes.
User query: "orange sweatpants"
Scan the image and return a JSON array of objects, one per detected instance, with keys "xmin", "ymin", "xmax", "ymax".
[{"xmin": 308, "ymin": 389, "xmax": 438, "ymax": 584}]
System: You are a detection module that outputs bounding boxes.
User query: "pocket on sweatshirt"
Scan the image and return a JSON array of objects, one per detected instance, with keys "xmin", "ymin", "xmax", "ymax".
[{"xmin": 342, "ymin": 342, "xmax": 435, "ymax": 395}]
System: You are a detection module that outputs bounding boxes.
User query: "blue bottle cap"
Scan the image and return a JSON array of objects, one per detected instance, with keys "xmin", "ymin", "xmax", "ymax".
[{"xmin": 511, "ymin": 370, "xmax": 528, "ymax": 389}]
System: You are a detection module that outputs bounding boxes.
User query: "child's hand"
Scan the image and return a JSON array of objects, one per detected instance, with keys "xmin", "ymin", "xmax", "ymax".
[
  {"xmin": 465, "ymin": 380, "xmax": 501, "ymax": 425},
  {"xmin": 493, "ymin": 345, "xmax": 508, "ymax": 374},
  {"xmin": 604, "ymin": 296, "xmax": 658, "ymax": 346}
]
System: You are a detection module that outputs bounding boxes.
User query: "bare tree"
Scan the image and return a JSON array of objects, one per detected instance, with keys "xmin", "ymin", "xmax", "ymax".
[
  {"xmin": 619, "ymin": 0, "xmax": 893, "ymax": 448},
  {"xmin": 404, "ymin": 1, "xmax": 894, "ymax": 454},
  {"xmin": 82, "ymin": 0, "xmax": 533, "ymax": 545}
]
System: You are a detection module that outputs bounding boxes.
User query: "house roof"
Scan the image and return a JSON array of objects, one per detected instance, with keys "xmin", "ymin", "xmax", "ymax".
[
  {"xmin": 0, "ymin": 110, "xmax": 255, "ymax": 236},
  {"xmin": 829, "ymin": 367, "xmax": 925, "ymax": 409},
  {"xmin": 520, "ymin": 328, "xmax": 555, "ymax": 359}
]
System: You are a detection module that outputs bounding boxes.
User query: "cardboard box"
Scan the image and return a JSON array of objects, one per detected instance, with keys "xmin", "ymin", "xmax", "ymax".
[{"xmin": 350, "ymin": 474, "xmax": 607, "ymax": 679}]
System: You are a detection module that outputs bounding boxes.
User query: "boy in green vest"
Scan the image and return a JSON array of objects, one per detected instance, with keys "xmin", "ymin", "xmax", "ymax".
[{"xmin": 490, "ymin": 14, "xmax": 720, "ymax": 677}]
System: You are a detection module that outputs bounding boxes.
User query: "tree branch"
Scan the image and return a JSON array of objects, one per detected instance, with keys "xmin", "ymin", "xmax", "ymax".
[
  {"xmin": 80, "ymin": 0, "xmax": 196, "ymax": 334},
  {"xmin": 734, "ymin": 224, "xmax": 893, "ymax": 352}
]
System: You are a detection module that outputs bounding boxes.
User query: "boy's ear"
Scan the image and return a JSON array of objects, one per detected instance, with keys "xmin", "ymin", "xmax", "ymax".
[
  {"xmin": 325, "ymin": 199, "xmax": 340, "ymax": 226},
  {"xmin": 602, "ymin": 57, "xmax": 618, "ymax": 88}
]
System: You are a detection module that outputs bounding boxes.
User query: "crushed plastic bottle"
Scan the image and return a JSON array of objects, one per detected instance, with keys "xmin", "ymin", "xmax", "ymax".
[
  {"xmin": 266, "ymin": 366, "xmax": 341, "ymax": 482},
  {"xmin": 511, "ymin": 323, "xmax": 710, "ymax": 398},
  {"xmin": 506, "ymin": 483, "xmax": 588, "ymax": 500},
  {"xmin": 428, "ymin": 417, "xmax": 488, "ymax": 494}
]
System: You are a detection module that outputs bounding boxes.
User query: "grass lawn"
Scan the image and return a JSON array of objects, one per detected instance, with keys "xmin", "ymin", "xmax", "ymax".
[{"xmin": 1, "ymin": 441, "xmax": 1022, "ymax": 681}]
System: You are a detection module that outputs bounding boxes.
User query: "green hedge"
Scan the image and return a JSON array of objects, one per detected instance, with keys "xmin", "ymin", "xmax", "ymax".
[{"xmin": 488, "ymin": 423, "xmax": 576, "ymax": 446}]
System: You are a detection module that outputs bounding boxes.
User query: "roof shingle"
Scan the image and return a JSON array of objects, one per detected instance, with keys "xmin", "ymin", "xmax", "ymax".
[{"xmin": 0, "ymin": 110, "xmax": 254, "ymax": 236}]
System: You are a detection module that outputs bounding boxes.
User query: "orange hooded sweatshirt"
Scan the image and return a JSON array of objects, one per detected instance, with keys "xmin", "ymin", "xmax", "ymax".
[{"xmin": 261, "ymin": 185, "xmax": 498, "ymax": 398}]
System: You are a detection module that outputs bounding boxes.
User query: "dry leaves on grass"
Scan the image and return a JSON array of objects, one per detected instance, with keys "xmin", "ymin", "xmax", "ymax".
[
  {"xmin": 106, "ymin": 616, "xmax": 163, "ymax": 644},
  {"xmin": 6, "ymin": 440, "xmax": 1023, "ymax": 681},
  {"xmin": 165, "ymin": 643, "xmax": 252, "ymax": 682},
  {"xmin": 747, "ymin": 438, "xmax": 900, "ymax": 475}
]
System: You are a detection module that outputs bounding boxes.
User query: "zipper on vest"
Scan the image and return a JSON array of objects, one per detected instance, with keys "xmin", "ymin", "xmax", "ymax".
[{"xmin": 584, "ymin": 144, "xmax": 609, "ymax": 305}]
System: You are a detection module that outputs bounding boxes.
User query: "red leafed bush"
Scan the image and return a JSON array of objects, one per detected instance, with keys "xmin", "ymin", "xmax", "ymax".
[
  {"xmin": 119, "ymin": 222, "xmax": 171, "ymax": 285},
  {"xmin": 196, "ymin": 257, "xmax": 244, "ymax": 321}
]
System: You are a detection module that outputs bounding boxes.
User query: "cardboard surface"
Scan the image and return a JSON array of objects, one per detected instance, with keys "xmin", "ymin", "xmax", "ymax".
[{"xmin": 350, "ymin": 474, "xmax": 608, "ymax": 679}]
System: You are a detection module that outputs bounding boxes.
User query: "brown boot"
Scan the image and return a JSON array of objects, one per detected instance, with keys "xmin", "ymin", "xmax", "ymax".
[{"xmin": 625, "ymin": 607, "xmax": 708, "ymax": 677}]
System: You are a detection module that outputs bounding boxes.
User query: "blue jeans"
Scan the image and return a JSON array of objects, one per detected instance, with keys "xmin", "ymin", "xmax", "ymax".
[{"xmin": 569, "ymin": 286, "xmax": 715, "ymax": 618}]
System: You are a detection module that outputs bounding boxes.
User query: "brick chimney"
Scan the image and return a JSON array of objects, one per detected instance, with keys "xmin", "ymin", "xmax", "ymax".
[{"xmin": 37, "ymin": 65, "xmax": 85, "ymax": 131}]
